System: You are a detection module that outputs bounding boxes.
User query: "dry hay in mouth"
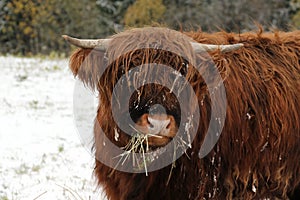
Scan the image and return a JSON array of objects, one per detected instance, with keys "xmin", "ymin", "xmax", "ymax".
[
  {"xmin": 113, "ymin": 125, "xmax": 164, "ymax": 176},
  {"xmin": 113, "ymin": 125, "xmax": 191, "ymax": 184}
]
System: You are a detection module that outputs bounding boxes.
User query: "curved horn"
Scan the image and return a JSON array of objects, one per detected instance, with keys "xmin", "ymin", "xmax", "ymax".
[
  {"xmin": 62, "ymin": 35, "xmax": 111, "ymax": 51},
  {"xmin": 191, "ymin": 42, "xmax": 243, "ymax": 53}
]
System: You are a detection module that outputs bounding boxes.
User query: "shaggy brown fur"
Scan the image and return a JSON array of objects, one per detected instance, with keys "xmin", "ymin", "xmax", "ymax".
[{"xmin": 68, "ymin": 27, "xmax": 300, "ymax": 199}]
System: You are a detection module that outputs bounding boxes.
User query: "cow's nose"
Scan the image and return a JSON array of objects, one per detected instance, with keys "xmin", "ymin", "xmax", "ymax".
[
  {"xmin": 147, "ymin": 115, "xmax": 170, "ymax": 135},
  {"xmin": 136, "ymin": 113, "xmax": 176, "ymax": 136}
]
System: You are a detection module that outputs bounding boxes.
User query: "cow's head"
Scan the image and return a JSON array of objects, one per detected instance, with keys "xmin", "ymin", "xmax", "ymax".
[{"xmin": 64, "ymin": 27, "xmax": 242, "ymax": 172}]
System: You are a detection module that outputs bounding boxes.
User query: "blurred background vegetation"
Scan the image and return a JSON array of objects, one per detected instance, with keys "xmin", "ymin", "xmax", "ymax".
[{"xmin": 1, "ymin": 0, "xmax": 300, "ymax": 56}]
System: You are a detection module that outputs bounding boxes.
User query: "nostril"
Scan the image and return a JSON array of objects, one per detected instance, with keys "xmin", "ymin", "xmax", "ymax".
[
  {"xmin": 166, "ymin": 115, "xmax": 175, "ymax": 130},
  {"xmin": 147, "ymin": 118, "xmax": 154, "ymax": 128},
  {"xmin": 166, "ymin": 122, "xmax": 171, "ymax": 129}
]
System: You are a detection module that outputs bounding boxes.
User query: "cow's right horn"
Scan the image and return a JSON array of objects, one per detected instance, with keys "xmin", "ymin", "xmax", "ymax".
[
  {"xmin": 62, "ymin": 35, "xmax": 111, "ymax": 51},
  {"xmin": 191, "ymin": 42, "xmax": 244, "ymax": 53}
]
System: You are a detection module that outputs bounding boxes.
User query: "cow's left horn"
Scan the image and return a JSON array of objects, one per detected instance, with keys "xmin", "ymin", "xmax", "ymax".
[
  {"xmin": 191, "ymin": 42, "xmax": 244, "ymax": 53},
  {"xmin": 62, "ymin": 35, "xmax": 111, "ymax": 51}
]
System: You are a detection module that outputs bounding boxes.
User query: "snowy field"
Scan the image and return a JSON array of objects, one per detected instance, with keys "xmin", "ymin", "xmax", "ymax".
[{"xmin": 0, "ymin": 56, "xmax": 106, "ymax": 200}]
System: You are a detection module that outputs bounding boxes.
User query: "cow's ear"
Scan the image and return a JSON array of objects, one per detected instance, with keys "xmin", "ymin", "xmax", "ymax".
[{"xmin": 69, "ymin": 48, "xmax": 105, "ymax": 90}]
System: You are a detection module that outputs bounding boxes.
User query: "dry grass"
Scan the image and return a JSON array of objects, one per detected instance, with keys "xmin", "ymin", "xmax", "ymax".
[
  {"xmin": 114, "ymin": 125, "xmax": 192, "ymax": 183},
  {"xmin": 113, "ymin": 125, "xmax": 164, "ymax": 176}
]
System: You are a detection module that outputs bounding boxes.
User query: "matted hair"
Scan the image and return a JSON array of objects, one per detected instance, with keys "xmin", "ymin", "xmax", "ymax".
[{"xmin": 68, "ymin": 27, "xmax": 300, "ymax": 199}]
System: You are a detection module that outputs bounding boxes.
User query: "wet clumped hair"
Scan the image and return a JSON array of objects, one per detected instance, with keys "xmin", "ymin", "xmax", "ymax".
[{"xmin": 68, "ymin": 27, "xmax": 300, "ymax": 199}]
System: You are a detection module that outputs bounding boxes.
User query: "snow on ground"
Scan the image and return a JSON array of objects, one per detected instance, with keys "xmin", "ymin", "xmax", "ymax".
[{"xmin": 0, "ymin": 56, "xmax": 106, "ymax": 200}]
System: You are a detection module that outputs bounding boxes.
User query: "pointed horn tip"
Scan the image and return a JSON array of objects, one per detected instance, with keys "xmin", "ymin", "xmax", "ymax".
[
  {"xmin": 229, "ymin": 43, "xmax": 244, "ymax": 49},
  {"xmin": 62, "ymin": 35, "xmax": 71, "ymax": 40},
  {"xmin": 230, "ymin": 43, "xmax": 244, "ymax": 50}
]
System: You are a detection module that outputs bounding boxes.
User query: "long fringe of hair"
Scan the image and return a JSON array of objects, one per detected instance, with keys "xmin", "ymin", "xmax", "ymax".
[{"xmin": 69, "ymin": 27, "xmax": 300, "ymax": 199}]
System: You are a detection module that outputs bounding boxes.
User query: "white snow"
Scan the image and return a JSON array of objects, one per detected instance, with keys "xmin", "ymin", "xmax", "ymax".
[
  {"xmin": 246, "ymin": 112, "xmax": 252, "ymax": 120},
  {"xmin": 252, "ymin": 184, "xmax": 257, "ymax": 193},
  {"xmin": 0, "ymin": 56, "xmax": 106, "ymax": 200},
  {"xmin": 114, "ymin": 128, "xmax": 120, "ymax": 142}
]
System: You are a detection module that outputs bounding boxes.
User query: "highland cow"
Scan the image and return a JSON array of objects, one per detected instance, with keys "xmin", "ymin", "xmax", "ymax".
[{"xmin": 64, "ymin": 27, "xmax": 300, "ymax": 199}]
